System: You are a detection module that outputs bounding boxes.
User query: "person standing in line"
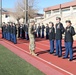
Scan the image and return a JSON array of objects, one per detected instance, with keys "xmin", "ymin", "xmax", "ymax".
[
  {"xmin": 20, "ymin": 24, "xmax": 23, "ymax": 39},
  {"xmin": 29, "ymin": 21, "xmax": 37, "ymax": 56},
  {"xmin": 10, "ymin": 23, "xmax": 13, "ymax": 42},
  {"xmin": 26, "ymin": 24, "xmax": 29, "ymax": 40},
  {"xmin": 48, "ymin": 22, "xmax": 55, "ymax": 54},
  {"xmin": 55, "ymin": 17, "xmax": 65, "ymax": 57},
  {"xmin": 41, "ymin": 23, "xmax": 45, "ymax": 38},
  {"xmin": 5, "ymin": 24, "xmax": 8, "ymax": 40},
  {"xmin": 37, "ymin": 23, "xmax": 41, "ymax": 38},
  {"xmin": 46, "ymin": 24, "xmax": 49, "ymax": 39},
  {"xmin": 18, "ymin": 24, "xmax": 20, "ymax": 38},
  {"xmin": 63, "ymin": 20, "xmax": 75, "ymax": 61},
  {"xmin": 1, "ymin": 22, "xmax": 6, "ymax": 38},
  {"xmin": 12, "ymin": 23, "xmax": 17, "ymax": 44}
]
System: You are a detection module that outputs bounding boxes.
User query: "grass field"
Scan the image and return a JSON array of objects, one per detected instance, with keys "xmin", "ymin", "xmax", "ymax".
[{"xmin": 0, "ymin": 45, "xmax": 45, "ymax": 75}]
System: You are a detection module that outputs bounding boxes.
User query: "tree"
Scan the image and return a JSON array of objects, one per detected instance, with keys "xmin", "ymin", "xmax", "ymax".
[{"xmin": 13, "ymin": 0, "xmax": 38, "ymax": 24}]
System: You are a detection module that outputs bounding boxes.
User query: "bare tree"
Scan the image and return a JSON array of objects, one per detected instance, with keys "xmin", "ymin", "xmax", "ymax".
[{"xmin": 12, "ymin": 0, "xmax": 38, "ymax": 24}]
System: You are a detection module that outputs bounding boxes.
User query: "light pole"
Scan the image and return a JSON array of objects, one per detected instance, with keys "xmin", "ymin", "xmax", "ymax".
[
  {"xmin": 25, "ymin": 0, "xmax": 28, "ymax": 24},
  {"xmin": 0, "ymin": 0, "xmax": 2, "ymax": 28}
]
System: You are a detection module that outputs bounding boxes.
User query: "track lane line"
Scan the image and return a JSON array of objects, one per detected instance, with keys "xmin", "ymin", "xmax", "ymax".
[{"xmin": 2, "ymin": 40, "xmax": 74, "ymax": 75}]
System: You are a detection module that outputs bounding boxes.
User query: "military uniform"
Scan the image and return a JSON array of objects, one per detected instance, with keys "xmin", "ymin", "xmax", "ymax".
[
  {"xmin": 55, "ymin": 22, "xmax": 64, "ymax": 57},
  {"xmin": 24, "ymin": 24, "xmax": 29, "ymax": 40},
  {"xmin": 18, "ymin": 25, "xmax": 20, "ymax": 38},
  {"xmin": 49, "ymin": 26, "xmax": 55, "ymax": 54},
  {"xmin": 29, "ymin": 25, "xmax": 35, "ymax": 51},
  {"xmin": 46, "ymin": 25, "xmax": 49, "ymax": 39},
  {"xmin": 10, "ymin": 24, "xmax": 13, "ymax": 42},
  {"xmin": 37, "ymin": 25, "xmax": 41, "ymax": 38},
  {"xmin": 63, "ymin": 20, "xmax": 75, "ymax": 61},
  {"xmin": 41, "ymin": 24, "xmax": 45, "ymax": 38},
  {"xmin": 20, "ymin": 25, "xmax": 23, "ymax": 38},
  {"xmin": 12, "ymin": 24, "xmax": 17, "ymax": 44},
  {"xmin": 29, "ymin": 21, "xmax": 37, "ymax": 56},
  {"xmin": 5, "ymin": 25, "xmax": 8, "ymax": 40}
]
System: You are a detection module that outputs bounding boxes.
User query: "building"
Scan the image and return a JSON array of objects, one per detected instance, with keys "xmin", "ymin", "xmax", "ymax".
[
  {"xmin": 2, "ymin": 9, "xmax": 18, "ymax": 23},
  {"xmin": 44, "ymin": 1, "xmax": 76, "ymax": 18}
]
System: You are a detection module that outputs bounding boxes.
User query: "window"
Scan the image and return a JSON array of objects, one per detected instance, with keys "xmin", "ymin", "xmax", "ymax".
[
  {"xmin": 46, "ymin": 11, "xmax": 51, "ymax": 14},
  {"xmin": 73, "ymin": 6, "xmax": 76, "ymax": 10},
  {"xmin": 62, "ymin": 8, "xmax": 70, "ymax": 12},
  {"xmin": 53, "ymin": 9, "xmax": 59, "ymax": 13},
  {"xmin": 5, "ymin": 14, "xmax": 9, "ymax": 18}
]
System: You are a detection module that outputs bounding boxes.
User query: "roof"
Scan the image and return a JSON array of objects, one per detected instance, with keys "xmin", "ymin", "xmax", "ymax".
[{"xmin": 44, "ymin": 1, "xmax": 76, "ymax": 12}]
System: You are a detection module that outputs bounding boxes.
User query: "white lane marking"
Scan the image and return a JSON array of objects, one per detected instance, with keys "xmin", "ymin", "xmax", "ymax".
[{"xmin": 2, "ymin": 40, "xmax": 74, "ymax": 75}]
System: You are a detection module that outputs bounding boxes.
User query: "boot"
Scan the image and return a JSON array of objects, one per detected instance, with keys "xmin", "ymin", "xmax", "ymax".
[
  {"xmin": 32, "ymin": 50, "xmax": 37, "ymax": 56},
  {"xmin": 30, "ymin": 50, "xmax": 32, "ymax": 55}
]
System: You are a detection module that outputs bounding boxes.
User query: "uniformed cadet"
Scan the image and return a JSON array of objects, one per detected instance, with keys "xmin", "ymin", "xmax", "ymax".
[
  {"xmin": 35, "ymin": 24, "xmax": 37, "ymax": 38},
  {"xmin": 1, "ymin": 23, "xmax": 4, "ymax": 38},
  {"xmin": 3, "ymin": 23, "xmax": 6, "ymax": 39},
  {"xmin": 20, "ymin": 24, "xmax": 23, "ymax": 38},
  {"xmin": 7, "ymin": 22, "xmax": 11, "ymax": 41},
  {"xmin": 25, "ymin": 24, "xmax": 29, "ymax": 40},
  {"xmin": 5, "ymin": 24, "xmax": 8, "ymax": 40},
  {"xmin": 46, "ymin": 24, "xmax": 49, "ymax": 39},
  {"xmin": 63, "ymin": 20, "xmax": 75, "ymax": 61},
  {"xmin": 37, "ymin": 23, "xmax": 41, "ymax": 38},
  {"xmin": 2, "ymin": 22, "xmax": 6, "ymax": 38},
  {"xmin": 18, "ymin": 24, "xmax": 20, "ymax": 38},
  {"xmin": 41, "ymin": 23, "xmax": 45, "ymax": 38},
  {"xmin": 12, "ymin": 23, "xmax": 17, "ymax": 44},
  {"xmin": 55, "ymin": 17, "xmax": 65, "ymax": 57},
  {"xmin": 48, "ymin": 22, "xmax": 55, "ymax": 54},
  {"xmin": 10, "ymin": 23, "xmax": 13, "ymax": 42},
  {"xmin": 29, "ymin": 21, "xmax": 37, "ymax": 56},
  {"xmin": 8, "ymin": 23, "xmax": 11, "ymax": 41}
]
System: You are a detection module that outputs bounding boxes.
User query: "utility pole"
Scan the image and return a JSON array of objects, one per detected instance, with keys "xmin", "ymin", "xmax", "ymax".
[
  {"xmin": 25, "ymin": 0, "xmax": 28, "ymax": 24},
  {"xmin": 0, "ymin": 0, "xmax": 2, "ymax": 27}
]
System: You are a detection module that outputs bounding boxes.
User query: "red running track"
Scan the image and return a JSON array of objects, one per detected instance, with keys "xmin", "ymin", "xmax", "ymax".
[{"xmin": 0, "ymin": 35, "xmax": 76, "ymax": 75}]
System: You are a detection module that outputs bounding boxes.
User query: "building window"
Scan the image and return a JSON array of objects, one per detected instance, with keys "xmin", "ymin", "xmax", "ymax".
[
  {"xmin": 73, "ymin": 6, "xmax": 76, "ymax": 10},
  {"xmin": 62, "ymin": 8, "xmax": 70, "ymax": 12},
  {"xmin": 5, "ymin": 14, "xmax": 9, "ymax": 18},
  {"xmin": 46, "ymin": 11, "xmax": 51, "ymax": 14},
  {"xmin": 53, "ymin": 9, "xmax": 59, "ymax": 13}
]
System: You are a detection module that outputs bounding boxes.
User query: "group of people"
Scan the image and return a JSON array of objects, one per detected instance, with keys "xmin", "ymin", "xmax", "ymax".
[
  {"xmin": 1, "ymin": 17, "xmax": 76, "ymax": 61},
  {"xmin": 17, "ymin": 23, "xmax": 47, "ymax": 40},
  {"xmin": 2, "ymin": 22, "xmax": 17, "ymax": 44},
  {"xmin": 29, "ymin": 17, "xmax": 76, "ymax": 61}
]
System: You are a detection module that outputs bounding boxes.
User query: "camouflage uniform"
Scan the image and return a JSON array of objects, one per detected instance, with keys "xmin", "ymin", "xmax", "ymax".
[{"xmin": 29, "ymin": 24, "xmax": 35, "ymax": 51}]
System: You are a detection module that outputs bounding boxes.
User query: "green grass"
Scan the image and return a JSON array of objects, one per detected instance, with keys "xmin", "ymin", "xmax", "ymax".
[{"xmin": 0, "ymin": 45, "xmax": 45, "ymax": 75}]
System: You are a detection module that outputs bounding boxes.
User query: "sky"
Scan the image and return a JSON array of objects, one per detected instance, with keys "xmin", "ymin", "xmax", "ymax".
[{"xmin": 2, "ymin": 0, "xmax": 72, "ymax": 13}]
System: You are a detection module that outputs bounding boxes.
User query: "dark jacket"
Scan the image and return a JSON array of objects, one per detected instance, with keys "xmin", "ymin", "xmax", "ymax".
[
  {"xmin": 26, "ymin": 25, "xmax": 28, "ymax": 32},
  {"xmin": 23, "ymin": 25, "xmax": 26, "ymax": 32},
  {"xmin": 37, "ymin": 26, "xmax": 41, "ymax": 32},
  {"xmin": 5, "ymin": 26, "xmax": 8, "ymax": 33},
  {"xmin": 42, "ymin": 25, "xmax": 45, "ymax": 31},
  {"xmin": 12, "ymin": 26, "xmax": 17, "ymax": 35},
  {"xmin": 10, "ymin": 25, "xmax": 13, "ymax": 34},
  {"xmin": 55, "ymin": 22, "xmax": 64, "ymax": 40},
  {"xmin": 49, "ymin": 27, "xmax": 55, "ymax": 40},
  {"xmin": 46, "ymin": 26, "xmax": 49, "ymax": 33},
  {"xmin": 64, "ymin": 26, "xmax": 75, "ymax": 42}
]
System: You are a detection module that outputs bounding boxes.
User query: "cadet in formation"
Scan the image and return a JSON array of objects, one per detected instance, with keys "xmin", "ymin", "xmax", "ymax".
[
  {"xmin": 41, "ymin": 23, "xmax": 45, "ymax": 38},
  {"xmin": 46, "ymin": 24, "xmax": 49, "ymax": 39},
  {"xmin": 29, "ymin": 21, "xmax": 37, "ymax": 56},
  {"xmin": 63, "ymin": 20, "xmax": 75, "ymax": 61},
  {"xmin": 37, "ymin": 23, "xmax": 41, "ymax": 38},
  {"xmin": 48, "ymin": 22, "xmax": 55, "ymax": 54},
  {"xmin": 55, "ymin": 17, "xmax": 65, "ymax": 57}
]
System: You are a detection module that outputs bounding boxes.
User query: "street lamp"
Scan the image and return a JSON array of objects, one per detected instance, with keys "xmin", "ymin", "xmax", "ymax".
[{"xmin": 0, "ymin": 0, "xmax": 2, "ymax": 28}]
